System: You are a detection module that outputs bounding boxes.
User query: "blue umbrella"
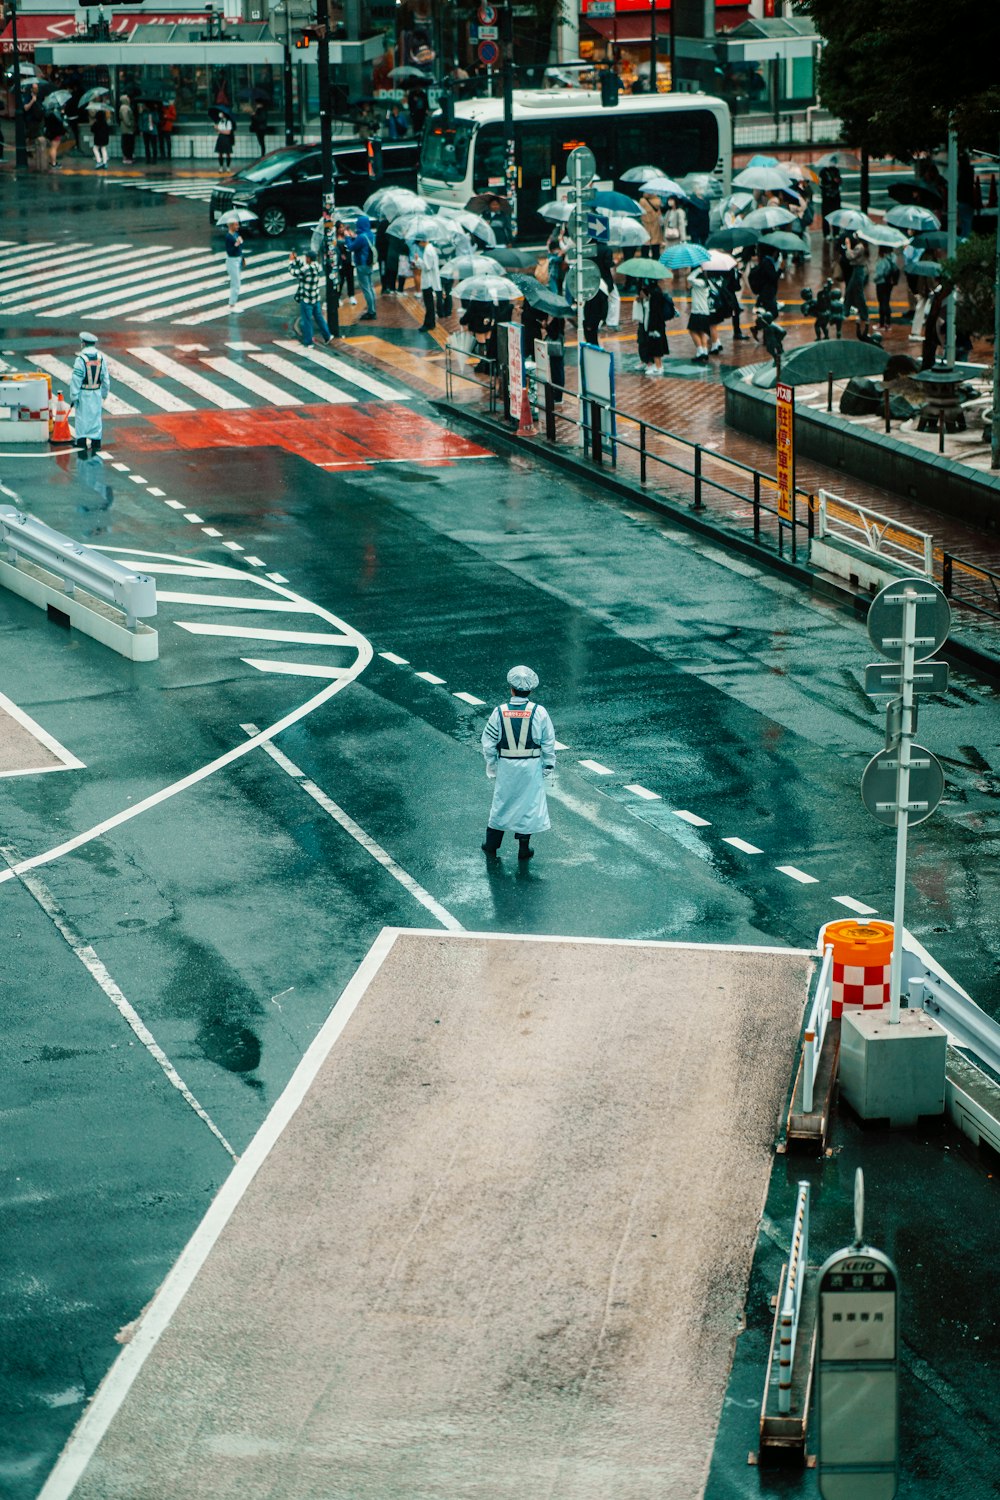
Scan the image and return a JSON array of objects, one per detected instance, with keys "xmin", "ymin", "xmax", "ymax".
[
  {"xmin": 660, "ymin": 242, "xmax": 711, "ymax": 269},
  {"xmin": 747, "ymin": 153, "xmax": 780, "ymax": 168},
  {"xmin": 591, "ymin": 189, "xmax": 642, "ymax": 217}
]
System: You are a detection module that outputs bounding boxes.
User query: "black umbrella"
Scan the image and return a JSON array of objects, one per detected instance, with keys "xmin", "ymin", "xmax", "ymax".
[
  {"xmin": 512, "ymin": 275, "xmax": 573, "ymax": 316},
  {"xmin": 707, "ymin": 227, "xmax": 757, "ymax": 250},
  {"xmin": 911, "ymin": 230, "xmax": 948, "ymax": 250},
  {"xmin": 209, "ymin": 105, "xmax": 235, "ymax": 123},
  {"xmin": 489, "ymin": 247, "xmax": 539, "ymax": 269},
  {"xmin": 886, "ymin": 179, "xmax": 942, "ymax": 208}
]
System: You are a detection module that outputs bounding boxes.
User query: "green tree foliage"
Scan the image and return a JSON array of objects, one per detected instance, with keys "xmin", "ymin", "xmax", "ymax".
[
  {"xmin": 801, "ymin": 0, "xmax": 1000, "ymax": 156},
  {"xmin": 942, "ymin": 234, "xmax": 997, "ymax": 340}
]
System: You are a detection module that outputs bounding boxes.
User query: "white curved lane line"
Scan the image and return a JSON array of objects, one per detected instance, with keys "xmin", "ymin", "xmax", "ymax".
[{"xmin": 0, "ymin": 550, "xmax": 372, "ymax": 887}]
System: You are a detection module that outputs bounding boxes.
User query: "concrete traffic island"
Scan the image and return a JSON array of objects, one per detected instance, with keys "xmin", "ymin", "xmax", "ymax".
[{"xmin": 46, "ymin": 929, "xmax": 814, "ymax": 1500}]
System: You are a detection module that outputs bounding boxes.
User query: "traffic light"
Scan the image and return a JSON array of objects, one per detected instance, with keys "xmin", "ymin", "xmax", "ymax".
[
  {"xmin": 294, "ymin": 30, "xmax": 311, "ymax": 48},
  {"xmin": 599, "ymin": 70, "xmax": 620, "ymax": 108},
  {"xmin": 367, "ymin": 138, "xmax": 382, "ymax": 178}
]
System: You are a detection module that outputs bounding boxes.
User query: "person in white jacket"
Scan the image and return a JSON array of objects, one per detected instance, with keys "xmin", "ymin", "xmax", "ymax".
[
  {"xmin": 480, "ymin": 666, "xmax": 556, "ymax": 861},
  {"xmin": 415, "ymin": 233, "xmax": 441, "ymax": 331}
]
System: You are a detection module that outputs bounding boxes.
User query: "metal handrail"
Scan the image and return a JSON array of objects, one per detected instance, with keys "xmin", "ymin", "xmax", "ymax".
[
  {"xmin": 817, "ymin": 489, "xmax": 934, "ymax": 577},
  {"xmin": 777, "ymin": 1182, "xmax": 811, "ymax": 1416},
  {"xmin": 802, "ymin": 944, "xmax": 834, "ymax": 1115},
  {"xmin": 0, "ymin": 503, "xmax": 156, "ymax": 627},
  {"xmin": 942, "ymin": 552, "xmax": 1000, "ymax": 623}
]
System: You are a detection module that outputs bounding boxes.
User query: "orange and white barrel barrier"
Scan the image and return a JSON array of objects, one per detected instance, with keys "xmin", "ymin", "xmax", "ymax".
[{"xmin": 820, "ymin": 919, "xmax": 894, "ymax": 1017}]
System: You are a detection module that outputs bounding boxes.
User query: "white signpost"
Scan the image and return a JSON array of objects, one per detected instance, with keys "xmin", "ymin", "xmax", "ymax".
[{"xmin": 566, "ymin": 144, "xmax": 598, "ymax": 445}]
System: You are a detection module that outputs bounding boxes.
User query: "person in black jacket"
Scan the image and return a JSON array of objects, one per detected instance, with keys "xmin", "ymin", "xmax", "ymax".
[{"xmin": 90, "ymin": 105, "xmax": 111, "ymax": 170}]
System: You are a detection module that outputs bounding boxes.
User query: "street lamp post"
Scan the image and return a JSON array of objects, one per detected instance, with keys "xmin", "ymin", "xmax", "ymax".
[
  {"xmin": 283, "ymin": 2, "xmax": 295, "ymax": 144},
  {"xmin": 315, "ymin": 0, "xmax": 340, "ymax": 337},
  {"xmin": 5, "ymin": 0, "xmax": 29, "ymax": 170}
]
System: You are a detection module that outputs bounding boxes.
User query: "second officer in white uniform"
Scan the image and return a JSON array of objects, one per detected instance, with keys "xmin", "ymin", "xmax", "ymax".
[{"xmin": 481, "ymin": 665, "xmax": 556, "ymax": 860}]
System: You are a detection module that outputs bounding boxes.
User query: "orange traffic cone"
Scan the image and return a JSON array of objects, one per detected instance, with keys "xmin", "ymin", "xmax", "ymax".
[
  {"xmin": 518, "ymin": 383, "xmax": 534, "ymax": 435},
  {"xmin": 51, "ymin": 391, "xmax": 73, "ymax": 444}
]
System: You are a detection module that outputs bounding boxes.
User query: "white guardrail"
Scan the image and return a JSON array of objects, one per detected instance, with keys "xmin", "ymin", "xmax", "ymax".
[
  {"xmin": 0, "ymin": 505, "xmax": 156, "ymax": 628},
  {"xmin": 801, "ymin": 943, "xmax": 834, "ymax": 1115},
  {"xmin": 777, "ymin": 1181, "xmax": 810, "ymax": 1415},
  {"xmin": 816, "ymin": 489, "xmax": 934, "ymax": 579}
]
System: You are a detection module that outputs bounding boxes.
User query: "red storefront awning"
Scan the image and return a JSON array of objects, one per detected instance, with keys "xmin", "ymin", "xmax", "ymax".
[
  {"xmin": 583, "ymin": 0, "xmax": 749, "ymax": 41},
  {"xmin": 1, "ymin": 13, "xmax": 208, "ymax": 54}
]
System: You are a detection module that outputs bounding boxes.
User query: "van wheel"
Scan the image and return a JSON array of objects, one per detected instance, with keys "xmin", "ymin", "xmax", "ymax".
[{"xmin": 262, "ymin": 206, "xmax": 287, "ymax": 237}]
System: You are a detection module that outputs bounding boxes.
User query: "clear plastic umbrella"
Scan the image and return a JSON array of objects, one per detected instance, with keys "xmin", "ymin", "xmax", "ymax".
[
  {"xmin": 439, "ymin": 253, "xmax": 504, "ymax": 280},
  {"xmin": 858, "ymin": 224, "xmax": 909, "ymax": 248},
  {"xmin": 43, "ymin": 89, "xmax": 73, "ymax": 111},
  {"xmin": 214, "ymin": 208, "xmax": 258, "ymax": 225},
  {"xmin": 718, "ymin": 192, "xmax": 755, "ymax": 219},
  {"xmin": 436, "ymin": 207, "xmax": 497, "ymax": 246},
  {"xmin": 732, "ymin": 165, "xmax": 794, "ymax": 192},
  {"xmin": 740, "ymin": 205, "xmax": 796, "ymax": 229},
  {"xmin": 591, "ymin": 214, "xmax": 649, "ymax": 248},
  {"xmin": 660, "ymin": 242, "xmax": 711, "ymax": 269},
  {"xmin": 774, "ymin": 160, "xmax": 818, "ymax": 182},
  {"xmin": 539, "ymin": 200, "xmax": 575, "ymax": 224},
  {"xmin": 826, "ymin": 208, "xmax": 873, "ymax": 232},
  {"xmin": 79, "ymin": 86, "xmax": 110, "ymax": 108},
  {"xmin": 364, "ymin": 187, "xmax": 427, "ymax": 220},
  {"xmin": 454, "ymin": 274, "xmax": 523, "ymax": 303},
  {"xmin": 388, "ymin": 213, "xmax": 464, "ymax": 248},
  {"xmin": 678, "ymin": 172, "xmax": 724, "ymax": 200},
  {"xmin": 621, "ymin": 165, "xmax": 666, "ymax": 183},
  {"xmin": 638, "ymin": 176, "xmax": 687, "ymax": 200},
  {"xmin": 885, "ymin": 204, "xmax": 940, "ymax": 232},
  {"xmin": 814, "ymin": 151, "xmax": 861, "ymax": 170}
]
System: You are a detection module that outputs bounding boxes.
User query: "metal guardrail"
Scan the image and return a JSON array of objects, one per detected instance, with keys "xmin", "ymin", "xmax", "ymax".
[
  {"xmin": 817, "ymin": 489, "xmax": 934, "ymax": 578},
  {"xmin": 801, "ymin": 944, "xmax": 834, "ymax": 1116},
  {"xmin": 444, "ymin": 344, "xmax": 499, "ymax": 414},
  {"xmin": 911, "ymin": 973, "xmax": 1000, "ymax": 1080},
  {"xmin": 0, "ymin": 504, "xmax": 156, "ymax": 627},
  {"xmin": 777, "ymin": 1182, "xmax": 810, "ymax": 1416},
  {"xmin": 942, "ymin": 553, "xmax": 1000, "ymax": 623}
]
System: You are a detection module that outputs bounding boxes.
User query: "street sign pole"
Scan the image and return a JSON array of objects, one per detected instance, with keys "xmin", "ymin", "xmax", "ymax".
[
  {"xmin": 316, "ymin": 0, "xmax": 340, "ymax": 339},
  {"xmin": 566, "ymin": 144, "xmax": 597, "ymax": 448},
  {"xmin": 888, "ymin": 591, "xmax": 917, "ymax": 1024}
]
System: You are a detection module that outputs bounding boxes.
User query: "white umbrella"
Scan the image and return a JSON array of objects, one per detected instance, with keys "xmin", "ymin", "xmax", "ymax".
[
  {"xmin": 858, "ymin": 224, "xmax": 909, "ymax": 248},
  {"xmin": 774, "ymin": 160, "xmax": 818, "ymax": 182},
  {"xmin": 741, "ymin": 205, "xmax": 796, "ymax": 229},
  {"xmin": 438, "ymin": 253, "xmax": 504, "ymax": 280},
  {"xmin": 621, "ymin": 164, "xmax": 666, "ymax": 182},
  {"xmin": 592, "ymin": 214, "xmax": 649, "ymax": 248},
  {"xmin": 732, "ymin": 165, "xmax": 794, "ymax": 192},
  {"xmin": 455, "ymin": 274, "xmax": 523, "ymax": 303},
  {"xmin": 436, "ymin": 207, "xmax": 497, "ymax": 246},
  {"xmin": 639, "ymin": 176, "xmax": 688, "ymax": 200},
  {"xmin": 364, "ymin": 187, "xmax": 426, "ymax": 220},
  {"xmin": 885, "ymin": 204, "xmax": 940, "ymax": 232},
  {"xmin": 826, "ymin": 208, "xmax": 873, "ymax": 232},
  {"xmin": 79, "ymin": 86, "xmax": 110, "ymax": 108},
  {"xmin": 215, "ymin": 207, "xmax": 258, "ymax": 225},
  {"xmin": 539, "ymin": 200, "xmax": 574, "ymax": 224},
  {"xmin": 388, "ymin": 213, "xmax": 464, "ymax": 248},
  {"xmin": 718, "ymin": 192, "xmax": 755, "ymax": 219},
  {"xmin": 701, "ymin": 251, "xmax": 737, "ymax": 272},
  {"xmin": 679, "ymin": 172, "xmax": 724, "ymax": 200}
]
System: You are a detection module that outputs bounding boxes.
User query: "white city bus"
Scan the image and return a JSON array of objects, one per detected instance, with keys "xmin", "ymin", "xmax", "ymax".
[{"xmin": 418, "ymin": 91, "xmax": 732, "ymax": 240}]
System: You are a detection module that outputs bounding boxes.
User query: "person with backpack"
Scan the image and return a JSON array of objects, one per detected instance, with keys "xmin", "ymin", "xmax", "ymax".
[
  {"xmin": 873, "ymin": 249, "xmax": 899, "ymax": 330},
  {"xmin": 345, "ymin": 213, "xmax": 377, "ymax": 320},
  {"xmin": 634, "ymin": 278, "xmax": 674, "ymax": 376}
]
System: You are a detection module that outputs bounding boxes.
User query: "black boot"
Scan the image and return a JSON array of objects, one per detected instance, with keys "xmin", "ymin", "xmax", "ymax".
[
  {"xmin": 75, "ymin": 438, "xmax": 87, "ymax": 451},
  {"xmin": 90, "ymin": 439, "xmax": 101, "ymax": 453},
  {"xmin": 482, "ymin": 827, "xmax": 503, "ymax": 856},
  {"xmin": 515, "ymin": 834, "xmax": 533, "ymax": 861}
]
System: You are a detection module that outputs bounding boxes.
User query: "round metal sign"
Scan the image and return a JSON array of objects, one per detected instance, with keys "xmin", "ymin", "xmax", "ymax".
[
  {"xmin": 567, "ymin": 145, "xmax": 596, "ymax": 184},
  {"xmin": 573, "ymin": 260, "xmax": 602, "ymax": 299},
  {"xmin": 861, "ymin": 744, "xmax": 944, "ymax": 827},
  {"xmin": 477, "ymin": 2, "xmax": 497, "ymax": 21},
  {"xmin": 867, "ymin": 578, "xmax": 950, "ymax": 663},
  {"xmin": 477, "ymin": 37, "xmax": 499, "ymax": 64}
]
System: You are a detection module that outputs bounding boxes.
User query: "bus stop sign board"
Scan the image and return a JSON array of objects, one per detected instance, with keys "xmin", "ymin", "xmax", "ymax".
[{"xmin": 818, "ymin": 1244, "xmax": 899, "ymax": 1499}]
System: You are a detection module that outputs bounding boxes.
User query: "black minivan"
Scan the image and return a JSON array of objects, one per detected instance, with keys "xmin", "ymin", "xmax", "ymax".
[{"xmin": 210, "ymin": 140, "xmax": 419, "ymax": 236}]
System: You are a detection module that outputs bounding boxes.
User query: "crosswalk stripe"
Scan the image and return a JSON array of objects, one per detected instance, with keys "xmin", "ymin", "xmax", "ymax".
[
  {"xmin": 104, "ymin": 355, "xmax": 194, "ymax": 413},
  {"xmin": 127, "ymin": 347, "xmax": 249, "ymax": 409},
  {"xmin": 0, "ymin": 246, "xmax": 171, "ymax": 308},
  {"xmin": 201, "ymin": 356, "xmax": 301, "ymax": 406},
  {"xmin": 28, "ymin": 353, "xmax": 140, "ymax": 416},
  {"xmin": 157, "ymin": 592, "xmax": 314, "ymax": 612},
  {"xmin": 33, "ymin": 251, "xmax": 219, "ymax": 320},
  {"xmin": 0, "ymin": 242, "xmax": 55, "ymax": 269},
  {"xmin": 176, "ymin": 622, "xmax": 356, "ymax": 646},
  {"xmin": 165, "ymin": 271, "xmax": 294, "ymax": 325},
  {"xmin": 7, "ymin": 250, "xmax": 208, "ymax": 318},
  {"xmin": 0, "ymin": 243, "xmax": 121, "ymax": 295},
  {"xmin": 248, "ymin": 352, "xmax": 356, "ymax": 404},
  {"xmin": 273, "ymin": 340, "xmax": 408, "ymax": 401},
  {"xmin": 242, "ymin": 659, "xmax": 348, "ymax": 680},
  {"xmin": 126, "ymin": 256, "xmax": 289, "ymax": 323}
]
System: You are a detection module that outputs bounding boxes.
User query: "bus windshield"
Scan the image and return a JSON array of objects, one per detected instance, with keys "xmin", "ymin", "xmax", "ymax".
[{"xmin": 420, "ymin": 120, "xmax": 475, "ymax": 182}]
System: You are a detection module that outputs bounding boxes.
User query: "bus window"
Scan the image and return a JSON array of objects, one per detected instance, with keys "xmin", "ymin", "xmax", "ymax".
[
  {"xmin": 472, "ymin": 122, "xmax": 507, "ymax": 191},
  {"xmin": 421, "ymin": 119, "xmax": 474, "ymax": 182}
]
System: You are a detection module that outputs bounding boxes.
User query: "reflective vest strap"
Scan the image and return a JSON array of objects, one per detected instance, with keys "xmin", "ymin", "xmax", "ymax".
[
  {"xmin": 497, "ymin": 703, "xmax": 540, "ymax": 758},
  {"xmin": 81, "ymin": 355, "xmax": 103, "ymax": 390}
]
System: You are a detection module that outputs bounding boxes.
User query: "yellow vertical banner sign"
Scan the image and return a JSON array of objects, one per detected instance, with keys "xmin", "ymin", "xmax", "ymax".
[{"xmin": 776, "ymin": 381, "xmax": 795, "ymax": 523}]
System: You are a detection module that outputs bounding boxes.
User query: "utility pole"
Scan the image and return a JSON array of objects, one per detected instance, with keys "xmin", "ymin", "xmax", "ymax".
[
  {"xmin": 500, "ymin": 2, "xmax": 517, "ymax": 239},
  {"xmin": 945, "ymin": 125, "xmax": 958, "ymax": 367},
  {"xmin": 315, "ymin": 0, "xmax": 340, "ymax": 336},
  {"xmin": 6, "ymin": 0, "xmax": 29, "ymax": 170},
  {"xmin": 648, "ymin": 0, "xmax": 656, "ymax": 94},
  {"xmin": 283, "ymin": 2, "xmax": 295, "ymax": 144},
  {"xmin": 992, "ymin": 135, "xmax": 1000, "ymax": 469}
]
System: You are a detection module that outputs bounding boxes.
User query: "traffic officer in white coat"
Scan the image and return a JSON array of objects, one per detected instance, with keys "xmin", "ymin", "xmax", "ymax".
[
  {"xmin": 481, "ymin": 665, "xmax": 556, "ymax": 860},
  {"xmin": 67, "ymin": 331, "xmax": 111, "ymax": 455}
]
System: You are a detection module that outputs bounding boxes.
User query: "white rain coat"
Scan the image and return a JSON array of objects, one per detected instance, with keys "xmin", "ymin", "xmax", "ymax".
[
  {"xmin": 68, "ymin": 349, "xmax": 110, "ymax": 441},
  {"xmin": 481, "ymin": 693, "xmax": 556, "ymax": 834}
]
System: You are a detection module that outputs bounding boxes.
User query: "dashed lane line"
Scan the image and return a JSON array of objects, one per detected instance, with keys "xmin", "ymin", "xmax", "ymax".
[
  {"xmin": 832, "ymin": 895, "xmax": 879, "ymax": 915},
  {"xmin": 579, "ymin": 759, "xmax": 614, "ymax": 775},
  {"xmin": 777, "ymin": 865, "xmax": 820, "ymax": 885},
  {"xmin": 624, "ymin": 784, "xmax": 660, "ymax": 800},
  {"xmin": 723, "ymin": 836, "xmax": 763, "ymax": 854},
  {"xmin": 673, "ymin": 810, "xmax": 712, "ymax": 827}
]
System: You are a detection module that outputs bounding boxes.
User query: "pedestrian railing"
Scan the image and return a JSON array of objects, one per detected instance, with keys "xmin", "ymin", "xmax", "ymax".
[
  {"xmin": 776, "ymin": 1182, "xmax": 811, "ymax": 1416},
  {"xmin": 444, "ymin": 344, "xmax": 499, "ymax": 414},
  {"xmin": 0, "ymin": 503, "xmax": 156, "ymax": 627},
  {"xmin": 802, "ymin": 945, "xmax": 835, "ymax": 1116},
  {"xmin": 816, "ymin": 489, "xmax": 934, "ymax": 577},
  {"xmin": 535, "ymin": 378, "xmax": 813, "ymax": 561},
  {"xmin": 942, "ymin": 553, "xmax": 1000, "ymax": 623}
]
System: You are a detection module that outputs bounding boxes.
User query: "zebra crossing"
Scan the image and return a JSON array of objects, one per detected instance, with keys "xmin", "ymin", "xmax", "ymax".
[
  {"xmin": 0, "ymin": 237, "xmax": 313, "ymax": 327},
  {"xmin": 106, "ymin": 177, "xmax": 219, "ymax": 203},
  {"xmin": 23, "ymin": 338, "xmax": 411, "ymax": 415}
]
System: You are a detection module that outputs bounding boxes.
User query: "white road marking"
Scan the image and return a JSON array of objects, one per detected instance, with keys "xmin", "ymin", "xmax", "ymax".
[
  {"xmin": 103, "ymin": 355, "xmax": 195, "ymax": 413},
  {"xmin": 246, "ymin": 728, "xmax": 462, "ymax": 932},
  {"xmin": 157, "ymin": 591, "xmax": 315, "ymax": 612},
  {"xmin": 453, "ymin": 691, "xmax": 486, "ymax": 705},
  {"xmin": 33, "ymin": 251, "xmax": 215, "ymax": 320},
  {"xmin": 0, "ymin": 247, "xmax": 177, "ymax": 312},
  {"xmin": 415, "ymin": 671, "xmax": 446, "ymax": 684},
  {"xmin": 222, "ymin": 541, "xmax": 244, "ymax": 551},
  {"xmin": 119, "ymin": 255, "xmax": 289, "ymax": 322},
  {"xmin": 164, "ymin": 271, "xmax": 293, "ymax": 325},
  {"xmin": 202, "ymin": 527, "xmax": 223, "ymax": 537},
  {"xmin": 0, "ymin": 243, "xmax": 134, "ymax": 298},
  {"xmin": 128, "ymin": 474, "xmax": 147, "ymax": 485},
  {"xmin": 245, "ymin": 556, "xmax": 266, "ymax": 567},
  {"xmin": 176, "ymin": 343, "xmax": 211, "ymax": 352},
  {"xmin": 723, "ymin": 837, "xmax": 763, "ymax": 854},
  {"xmin": 273, "ymin": 340, "xmax": 410, "ymax": 401},
  {"xmin": 553, "ymin": 740, "xmax": 569, "ymax": 750},
  {"xmin": 27, "ymin": 355, "xmax": 139, "ymax": 417},
  {"xmin": 673, "ymin": 810, "xmax": 711, "ymax": 827},
  {"xmin": 176, "ymin": 622, "xmax": 356, "ymax": 647},
  {"xmin": 111, "ymin": 462, "xmax": 130, "ymax": 472},
  {"xmin": 0, "ymin": 691, "xmax": 85, "ymax": 777},
  {"xmin": 249, "ymin": 352, "xmax": 356, "ymax": 405},
  {"xmin": 183, "ymin": 512, "xmax": 204, "ymax": 523},
  {"xmin": 201, "ymin": 356, "xmax": 302, "ymax": 407},
  {"xmin": 579, "ymin": 759, "xmax": 614, "ymax": 775},
  {"xmin": 266, "ymin": 572, "xmax": 288, "ymax": 583},
  {"xmin": 127, "ymin": 347, "xmax": 248, "ymax": 410},
  {"xmin": 148, "ymin": 488, "xmax": 165, "ymax": 496},
  {"xmin": 0, "ymin": 846, "xmax": 237, "ymax": 1163},
  {"xmin": 243, "ymin": 659, "xmax": 348, "ymax": 680},
  {"xmin": 624, "ymin": 784, "xmax": 660, "ymax": 800},
  {"xmin": 227, "ymin": 341, "xmax": 261, "ymax": 351},
  {"xmin": 380, "ymin": 651, "xmax": 409, "ymax": 664},
  {"xmin": 164, "ymin": 500, "xmax": 185, "ymax": 510},
  {"xmin": 832, "ymin": 895, "xmax": 879, "ymax": 915},
  {"xmin": 776, "ymin": 865, "xmax": 820, "ymax": 885}
]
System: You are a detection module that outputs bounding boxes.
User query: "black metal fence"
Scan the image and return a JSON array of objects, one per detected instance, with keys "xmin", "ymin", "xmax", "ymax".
[{"xmin": 942, "ymin": 554, "xmax": 1000, "ymax": 623}]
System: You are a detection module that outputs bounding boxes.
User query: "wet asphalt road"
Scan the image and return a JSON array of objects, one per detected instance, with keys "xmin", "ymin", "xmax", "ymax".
[{"xmin": 2, "ymin": 170, "xmax": 1000, "ymax": 1499}]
